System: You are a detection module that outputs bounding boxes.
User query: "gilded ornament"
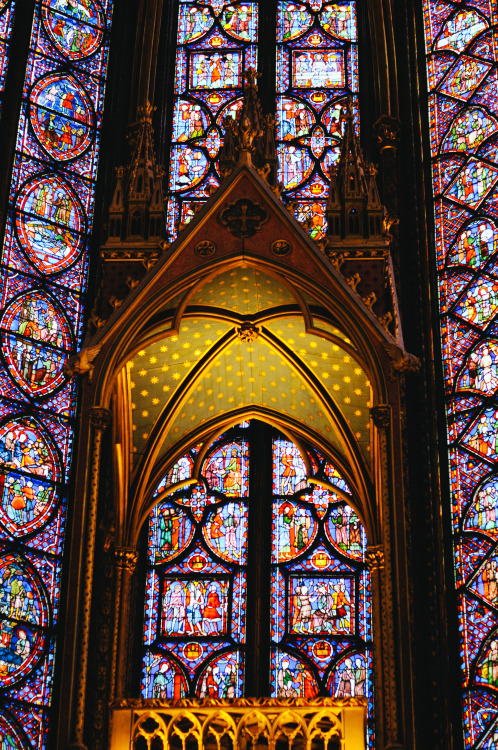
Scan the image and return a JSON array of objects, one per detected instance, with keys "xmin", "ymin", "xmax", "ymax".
[
  {"xmin": 271, "ymin": 239, "xmax": 292, "ymax": 256},
  {"xmin": 195, "ymin": 240, "xmax": 216, "ymax": 257},
  {"xmin": 237, "ymin": 322, "xmax": 260, "ymax": 342},
  {"xmin": 114, "ymin": 547, "xmax": 138, "ymax": 573},
  {"xmin": 366, "ymin": 545, "xmax": 385, "ymax": 571}
]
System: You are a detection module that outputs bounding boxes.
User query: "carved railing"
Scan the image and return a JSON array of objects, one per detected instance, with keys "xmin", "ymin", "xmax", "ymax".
[{"xmin": 109, "ymin": 697, "xmax": 366, "ymax": 750}]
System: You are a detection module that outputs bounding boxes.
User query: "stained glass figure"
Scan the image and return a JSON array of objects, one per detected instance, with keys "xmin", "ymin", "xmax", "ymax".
[
  {"xmin": 424, "ymin": 1, "xmax": 498, "ymax": 746},
  {"xmin": 0, "ymin": 0, "xmax": 112, "ymax": 742},
  {"xmin": 41, "ymin": 0, "xmax": 105, "ymax": 60},
  {"xmin": 272, "ymin": 649, "xmax": 318, "ymax": 698},
  {"xmin": 448, "ymin": 220, "xmax": 498, "ymax": 268},
  {"xmin": 0, "ymin": 292, "xmax": 73, "ymax": 398},
  {"xmin": 464, "ymin": 479, "xmax": 498, "ymax": 538},
  {"xmin": 197, "ymin": 650, "xmax": 243, "ymax": 698},
  {"xmin": 15, "ymin": 174, "xmax": 85, "ymax": 274},
  {"xmin": 30, "ymin": 73, "xmax": 95, "ymax": 161},
  {"xmin": 166, "ymin": 1, "xmax": 258, "ymax": 240},
  {"xmin": 0, "ymin": 553, "xmax": 49, "ymax": 687},
  {"xmin": 276, "ymin": 1, "xmax": 358, "ymax": 237}
]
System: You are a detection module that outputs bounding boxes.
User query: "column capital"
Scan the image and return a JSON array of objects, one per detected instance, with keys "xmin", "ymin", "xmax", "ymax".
[
  {"xmin": 370, "ymin": 404, "xmax": 391, "ymax": 429},
  {"xmin": 366, "ymin": 544, "xmax": 385, "ymax": 571},
  {"xmin": 374, "ymin": 114, "xmax": 401, "ymax": 152},
  {"xmin": 114, "ymin": 547, "xmax": 138, "ymax": 573},
  {"xmin": 89, "ymin": 407, "xmax": 111, "ymax": 431}
]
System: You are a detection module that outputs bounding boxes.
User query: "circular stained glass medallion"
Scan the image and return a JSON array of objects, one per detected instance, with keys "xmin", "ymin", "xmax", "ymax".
[
  {"xmin": 204, "ymin": 501, "xmax": 247, "ymax": 564},
  {"xmin": 0, "ymin": 291, "xmax": 73, "ymax": 398},
  {"xmin": 41, "ymin": 0, "xmax": 105, "ymax": 60},
  {"xmin": 30, "ymin": 73, "xmax": 94, "ymax": 161},
  {"xmin": 0, "ymin": 417, "xmax": 61, "ymax": 538},
  {"xmin": 0, "ymin": 553, "xmax": 49, "ymax": 688},
  {"xmin": 15, "ymin": 174, "xmax": 85, "ymax": 274},
  {"xmin": 273, "ymin": 500, "xmax": 317, "ymax": 562},
  {"xmin": 325, "ymin": 503, "xmax": 365, "ymax": 560}
]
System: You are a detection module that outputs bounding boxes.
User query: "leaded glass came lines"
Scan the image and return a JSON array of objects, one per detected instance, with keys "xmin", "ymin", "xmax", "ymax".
[
  {"xmin": 0, "ymin": 0, "xmax": 113, "ymax": 745},
  {"xmin": 423, "ymin": 1, "xmax": 498, "ymax": 747}
]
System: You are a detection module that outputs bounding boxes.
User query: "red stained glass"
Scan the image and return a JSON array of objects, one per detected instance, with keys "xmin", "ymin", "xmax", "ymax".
[{"xmin": 424, "ymin": 0, "xmax": 498, "ymax": 745}]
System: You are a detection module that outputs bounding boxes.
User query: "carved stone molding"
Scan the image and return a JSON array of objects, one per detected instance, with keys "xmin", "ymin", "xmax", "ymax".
[
  {"xmin": 64, "ymin": 344, "xmax": 102, "ymax": 381},
  {"xmin": 220, "ymin": 198, "xmax": 269, "ymax": 238},
  {"xmin": 110, "ymin": 697, "xmax": 367, "ymax": 750},
  {"xmin": 374, "ymin": 114, "xmax": 401, "ymax": 152},
  {"xmin": 366, "ymin": 545, "xmax": 385, "ymax": 571},
  {"xmin": 370, "ymin": 405, "xmax": 391, "ymax": 429},
  {"xmin": 114, "ymin": 547, "xmax": 138, "ymax": 573},
  {"xmin": 89, "ymin": 407, "xmax": 111, "ymax": 431}
]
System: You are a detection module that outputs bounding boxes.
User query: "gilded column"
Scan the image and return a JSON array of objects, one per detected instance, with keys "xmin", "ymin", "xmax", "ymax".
[
  {"xmin": 369, "ymin": 404, "xmax": 403, "ymax": 750},
  {"xmin": 69, "ymin": 407, "xmax": 111, "ymax": 750},
  {"xmin": 113, "ymin": 546, "xmax": 138, "ymax": 698},
  {"xmin": 373, "ymin": 116, "xmax": 401, "ymax": 233}
]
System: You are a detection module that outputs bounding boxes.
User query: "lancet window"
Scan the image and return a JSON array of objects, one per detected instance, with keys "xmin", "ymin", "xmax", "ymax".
[
  {"xmin": 142, "ymin": 423, "xmax": 373, "ymax": 742},
  {"xmin": 0, "ymin": 0, "xmax": 113, "ymax": 746},
  {"xmin": 165, "ymin": 1, "xmax": 358, "ymax": 241},
  {"xmin": 423, "ymin": 2, "xmax": 498, "ymax": 747}
]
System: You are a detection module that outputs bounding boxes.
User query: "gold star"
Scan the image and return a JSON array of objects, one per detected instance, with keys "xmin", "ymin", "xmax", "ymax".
[
  {"xmin": 151, "ymin": 376, "xmax": 159, "ymax": 384},
  {"xmin": 140, "ymin": 390, "xmax": 148, "ymax": 397},
  {"xmin": 172, "ymin": 353, "xmax": 180, "ymax": 360},
  {"xmin": 142, "ymin": 410, "xmax": 149, "ymax": 417},
  {"xmin": 160, "ymin": 345, "xmax": 168, "ymax": 353},
  {"xmin": 150, "ymin": 356, "xmax": 157, "ymax": 364},
  {"xmin": 152, "ymin": 398, "xmax": 160, "ymax": 405},
  {"xmin": 138, "ymin": 350, "xmax": 146, "ymax": 357},
  {"xmin": 139, "ymin": 369, "xmax": 147, "ymax": 377},
  {"xmin": 172, "ymin": 372, "xmax": 181, "ymax": 380},
  {"xmin": 343, "ymin": 376, "xmax": 351, "ymax": 383},
  {"xmin": 162, "ymin": 365, "xmax": 169, "ymax": 372}
]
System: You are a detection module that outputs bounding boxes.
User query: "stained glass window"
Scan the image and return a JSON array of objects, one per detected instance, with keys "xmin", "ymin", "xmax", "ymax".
[
  {"xmin": 423, "ymin": 2, "xmax": 498, "ymax": 747},
  {"xmin": 143, "ymin": 424, "xmax": 373, "ymax": 739},
  {"xmin": 142, "ymin": 437, "xmax": 249, "ymax": 699},
  {"xmin": 166, "ymin": 1, "xmax": 259, "ymax": 240},
  {"xmin": 0, "ymin": 0, "xmax": 113, "ymax": 745},
  {"xmin": 0, "ymin": 0, "xmax": 15, "ymax": 114},
  {"xmin": 276, "ymin": 0, "xmax": 358, "ymax": 238}
]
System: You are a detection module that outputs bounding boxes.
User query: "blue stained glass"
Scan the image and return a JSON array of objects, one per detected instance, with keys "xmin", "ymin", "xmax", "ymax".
[
  {"xmin": 424, "ymin": 0, "xmax": 498, "ymax": 746},
  {"xmin": 276, "ymin": 1, "xmax": 358, "ymax": 238},
  {"xmin": 166, "ymin": 1, "xmax": 259, "ymax": 240},
  {"xmin": 270, "ymin": 437, "xmax": 373, "ymax": 740},
  {"xmin": 142, "ymin": 440, "xmax": 249, "ymax": 699},
  {"xmin": 0, "ymin": 0, "xmax": 113, "ymax": 744}
]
